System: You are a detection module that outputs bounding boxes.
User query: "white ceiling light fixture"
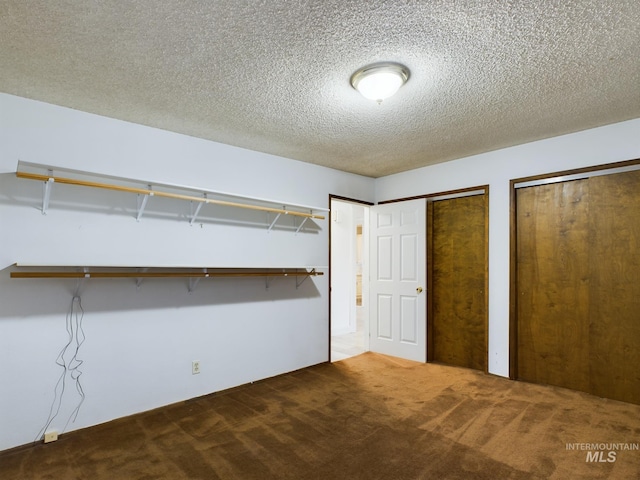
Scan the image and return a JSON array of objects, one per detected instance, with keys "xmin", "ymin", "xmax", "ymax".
[{"xmin": 351, "ymin": 62, "xmax": 410, "ymax": 103}]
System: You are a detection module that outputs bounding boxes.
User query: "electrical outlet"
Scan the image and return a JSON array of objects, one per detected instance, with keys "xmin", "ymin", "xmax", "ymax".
[
  {"xmin": 192, "ymin": 361, "xmax": 201, "ymax": 375},
  {"xmin": 44, "ymin": 431, "xmax": 58, "ymax": 443}
]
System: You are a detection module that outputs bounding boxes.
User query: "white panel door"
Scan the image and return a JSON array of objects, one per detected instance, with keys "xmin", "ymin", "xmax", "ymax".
[{"xmin": 369, "ymin": 199, "xmax": 426, "ymax": 362}]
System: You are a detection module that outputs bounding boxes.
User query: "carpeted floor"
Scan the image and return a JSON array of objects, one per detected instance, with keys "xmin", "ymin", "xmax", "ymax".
[{"xmin": 1, "ymin": 352, "xmax": 639, "ymax": 479}]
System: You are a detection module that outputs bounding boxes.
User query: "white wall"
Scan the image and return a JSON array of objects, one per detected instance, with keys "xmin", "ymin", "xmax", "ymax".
[
  {"xmin": 375, "ymin": 118, "xmax": 640, "ymax": 377},
  {"xmin": 0, "ymin": 93, "xmax": 375, "ymax": 451}
]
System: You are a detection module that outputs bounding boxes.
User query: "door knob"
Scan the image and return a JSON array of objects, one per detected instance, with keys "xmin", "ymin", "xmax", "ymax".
[{"xmin": 416, "ymin": 287, "xmax": 423, "ymax": 294}]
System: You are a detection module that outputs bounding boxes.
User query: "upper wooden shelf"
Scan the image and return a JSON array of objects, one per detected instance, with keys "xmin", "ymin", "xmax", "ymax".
[{"xmin": 16, "ymin": 161, "xmax": 328, "ymax": 225}]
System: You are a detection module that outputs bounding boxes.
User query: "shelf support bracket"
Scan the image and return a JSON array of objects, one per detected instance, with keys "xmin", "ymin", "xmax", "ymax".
[
  {"xmin": 136, "ymin": 186, "xmax": 153, "ymax": 222},
  {"xmin": 73, "ymin": 268, "xmax": 90, "ymax": 296},
  {"xmin": 296, "ymin": 269, "xmax": 315, "ymax": 289},
  {"xmin": 41, "ymin": 171, "xmax": 55, "ymax": 215},
  {"xmin": 135, "ymin": 268, "xmax": 148, "ymax": 289},
  {"xmin": 188, "ymin": 269, "xmax": 208, "ymax": 293},
  {"xmin": 189, "ymin": 194, "xmax": 207, "ymax": 226},
  {"xmin": 267, "ymin": 213, "xmax": 281, "ymax": 233},
  {"xmin": 295, "ymin": 217, "xmax": 309, "ymax": 235},
  {"xmin": 188, "ymin": 277, "xmax": 200, "ymax": 293}
]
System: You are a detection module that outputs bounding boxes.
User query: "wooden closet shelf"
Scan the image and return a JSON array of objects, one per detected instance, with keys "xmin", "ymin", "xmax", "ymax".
[
  {"xmin": 17, "ymin": 171, "xmax": 326, "ymax": 220},
  {"xmin": 10, "ymin": 268, "xmax": 324, "ymax": 279}
]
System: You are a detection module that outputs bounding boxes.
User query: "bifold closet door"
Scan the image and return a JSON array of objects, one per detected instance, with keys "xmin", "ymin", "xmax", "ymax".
[
  {"xmin": 429, "ymin": 194, "xmax": 487, "ymax": 371},
  {"xmin": 516, "ymin": 170, "xmax": 640, "ymax": 404}
]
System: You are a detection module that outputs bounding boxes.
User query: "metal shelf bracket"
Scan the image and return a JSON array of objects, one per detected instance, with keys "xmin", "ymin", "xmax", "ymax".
[
  {"xmin": 295, "ymin": 216, "xmax": 309, "ymax": 235},
  {"xmin": 135, "ymin": 268, "xmax": 149, "ymax": 289},
  {"xmin": 41, "ymin": 171, "xmax": 55, "ymax": 215},
  {"xmin": 190, "ymin": 193, "xmax": 207, "ymax": 226},
  {"xmin": 267, "ymin": 212, "xmax": 282, "ymax": 233},
  {"xmin": 188, "ymin": 269, "xmax": 209, "ymax": 293},
  {"xmin": 136, "ymin": 186, "xmax": 153, "ymax": 222},
  {"xmin": 296, "ymin": 269, "xmax": 315, "ymax": 289}
]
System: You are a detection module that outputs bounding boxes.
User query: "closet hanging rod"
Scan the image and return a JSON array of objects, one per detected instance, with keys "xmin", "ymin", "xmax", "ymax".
[
  {"xmin": 16, "ymin": 172, "xmax": 326, "ymax": 220},
  {"xmin": 11, "ymin": 270, "xmax": 324, "ymax": 279}
]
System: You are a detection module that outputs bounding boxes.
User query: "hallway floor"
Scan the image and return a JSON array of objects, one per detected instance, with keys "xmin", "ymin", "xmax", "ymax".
[{"xmin": 331, "ymin": 307, "xmax": 365, "ymax": 362}]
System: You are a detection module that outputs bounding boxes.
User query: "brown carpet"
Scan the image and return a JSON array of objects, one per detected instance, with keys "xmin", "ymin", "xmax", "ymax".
[{"xmin": 1, "ymin": 353, "xmax": 639, "ymax": 479}]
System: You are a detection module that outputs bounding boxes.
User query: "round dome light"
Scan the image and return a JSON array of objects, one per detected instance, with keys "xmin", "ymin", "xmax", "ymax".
[{"xmin": 350, "ymin": 62, "xmax": 410, "ymax": 103}]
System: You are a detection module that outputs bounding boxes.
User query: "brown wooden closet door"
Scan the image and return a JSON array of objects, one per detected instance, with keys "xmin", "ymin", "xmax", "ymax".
[
  {"xmin": 588, "ymin": 171, "xmax": 640, "ymax": 404},
  {"xmin": 516, "ymin": 180, "xmax": 591, "ymax": 392},
  {"xmin": 516, "ymin": 170, "xmax": 640, "ymax": 404},
  {"xmin": 430, "ymin": 194, "xmax": 487, "ymax": 371}
]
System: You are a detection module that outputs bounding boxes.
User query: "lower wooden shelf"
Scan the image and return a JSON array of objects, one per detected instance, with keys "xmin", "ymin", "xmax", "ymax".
[{"xmin": 10, "ymin": 267, "xmax": 324, "ymax": 279}]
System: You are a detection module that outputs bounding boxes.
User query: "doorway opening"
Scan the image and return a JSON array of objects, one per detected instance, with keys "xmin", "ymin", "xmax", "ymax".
[{"xmin": 330, "ymin": 197, "xmax": 370, "ymax": 362}]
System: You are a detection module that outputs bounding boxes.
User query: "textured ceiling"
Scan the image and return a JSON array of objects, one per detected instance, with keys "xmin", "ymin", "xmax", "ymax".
[{"xmin": 1, "ymin": 1, "xmax": 639, "ymax": 177}]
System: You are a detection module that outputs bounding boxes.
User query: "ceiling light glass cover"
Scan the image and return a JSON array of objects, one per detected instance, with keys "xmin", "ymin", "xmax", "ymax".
[{"xmin": 351, "ymin": 62, "xmax": 410, "ymax": 103}]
